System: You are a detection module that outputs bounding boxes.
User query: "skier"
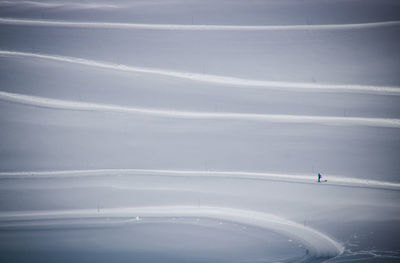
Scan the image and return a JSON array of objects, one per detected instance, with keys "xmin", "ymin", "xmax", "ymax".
[{"xmin": 318, "ymin": 173, "xmax": 322, "ymax": 183}]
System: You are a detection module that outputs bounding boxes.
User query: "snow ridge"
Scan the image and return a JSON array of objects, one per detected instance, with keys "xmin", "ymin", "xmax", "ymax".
[
  {"xmin": 0, "ymin": 206, "xmax": 344, "ymax": 259},
  {"xmin": 1, "ymin": 91, "xmax": 400, "ymax": 128},
  {"xmin": 0, "ymin": 17, "xmax": 399, "ymax": 31},
  {"xmin": 1, "ymin": 169, "xmax": 399, "ymax": 190},
  {"xmin": 1, "ymin": 50, "xmax": 399, "ymax": 95}
]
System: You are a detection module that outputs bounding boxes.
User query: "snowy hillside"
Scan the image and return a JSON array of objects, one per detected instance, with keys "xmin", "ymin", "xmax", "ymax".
[{"xmin": 0, "ymin": 1, "xmax": 400, "ymax": 262}]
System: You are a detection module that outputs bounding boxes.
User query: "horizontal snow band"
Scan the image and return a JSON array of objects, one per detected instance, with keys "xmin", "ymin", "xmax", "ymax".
[
  {"xmin": 0, "ymin": 2, "xmax": 119, "ymax": 9},
  {"xmin": 1, "ymin": 50, "xmax": 399, "ymax": 95},
  {"xmin": 0, "ymin": 17, "xmax": 399, "ymax": 31},
  {"xmin": 0, "ymin": 206, "xmax": 344, "ymax": 258},
  {"xmin": 1, "ymin": 91, "xmax": 400, "ymax": 128},
  {"xmin": 1, "ymin": 169, "xmax": 399, "ymax": 191}
]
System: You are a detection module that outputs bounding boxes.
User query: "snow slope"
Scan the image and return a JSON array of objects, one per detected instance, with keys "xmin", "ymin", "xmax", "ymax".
[
  {"xmin": 0, "ymin": 206, "xmax": 344, "ymax": 257},
  {"xmin": 0, "ymin": 0, "xmax": 400, "ymax": 262}
]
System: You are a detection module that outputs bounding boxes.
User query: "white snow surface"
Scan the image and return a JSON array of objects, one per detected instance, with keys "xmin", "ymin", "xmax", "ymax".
[
  {"xmin": 1, "ymin": 1, "xmax": 400, "ymax": 262},
  {"xmin": 1, "ymin": 17, "xmax": 399, "ymax": 31},
  {"xmin": 1, "ymin": 50, "xmax": 399, "ymax": 95},
  {"xmin": 0, "ymin": 206, "xmax": 344, "ymax": 257},
  {"xmin": 1, "ymin": 169, "xmax": 400, "ymax": 191},
  {"xmin": 0, "ymin": 1, "xmax": 120, "ymax": 10},
  {"xmin": 1, "ymin": 90, "xmax": 399, "ymax": 128}
]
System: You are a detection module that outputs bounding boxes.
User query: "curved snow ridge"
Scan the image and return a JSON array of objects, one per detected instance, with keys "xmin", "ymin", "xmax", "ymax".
[
  {"xmin": 1, "ymin": 50, "xmax": 399, "ymax": 95},
  {"xmin": 1, "ymin": 91, "xmax": 400, "ymax": 128},
  {"xmin": 0, "ymin": 17, "xmax": 399, "ymax": 31},
  {"xmin": 0, "ymin": 206, "xmax": 344, "ymax": 258},
  {"xmin": 1, "ymin": 169, "xmax": 399, "ymax": 191}
]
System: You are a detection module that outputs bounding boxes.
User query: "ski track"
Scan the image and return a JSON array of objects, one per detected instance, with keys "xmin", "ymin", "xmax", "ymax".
[
  {"xmin": 1, "ymin": 90, "xmax": 400, "ymax": 128},
  {"xmin": 0, "ymin": 206, "xmax": 344, "ymax": 259},
  {"xmin": 0, "ymin": 17, "xmax": 399, "ymax": 31},
  {"xmin": 0, "ymin": 50, "xmax": 399, "ymax": 95},
  {"xmin": 1, "ymin": 169, "xmax": 399, "ymax": 191}
]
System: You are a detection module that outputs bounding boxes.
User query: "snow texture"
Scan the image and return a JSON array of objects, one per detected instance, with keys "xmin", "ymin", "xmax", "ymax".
[{"xmin": 0, "ymin": 0, "xmax": 400, "ymax": 262}]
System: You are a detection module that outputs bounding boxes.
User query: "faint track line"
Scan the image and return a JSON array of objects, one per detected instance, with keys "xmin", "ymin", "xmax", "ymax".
[{"xmin": 0, "ymin": 1, "xmax": 119, "ymax": 9}]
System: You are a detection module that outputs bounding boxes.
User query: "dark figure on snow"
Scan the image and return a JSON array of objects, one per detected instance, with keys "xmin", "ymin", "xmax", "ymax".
[{"xmin": 318, "ymin": 173, "xmax": 322, "ymax": 183}]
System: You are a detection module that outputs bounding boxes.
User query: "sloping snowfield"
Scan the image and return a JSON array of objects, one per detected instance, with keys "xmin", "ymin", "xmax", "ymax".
[{"xmin": 0, "ymin": 0, "xmax": 400, "ymax": 262}]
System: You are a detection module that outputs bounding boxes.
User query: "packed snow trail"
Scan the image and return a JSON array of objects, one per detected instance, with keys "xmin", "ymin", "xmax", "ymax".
[
  {"xmin": 1, "ymin": 169, "xmax": 399, "ymax": 191},
  {"xmin": 0, "ymin": 206, "xmax": 344, "ymax": 259},
  {"xmin": 1, "ymin": 50, "xmax": 399, "ymax": 95},
  {"xmin": 1, "ymin": 91, "xmax": 400, "ymax": 128},
  {"xmin": 0, "ymin": 17, "xmax": 399, "ymax": 31}
]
